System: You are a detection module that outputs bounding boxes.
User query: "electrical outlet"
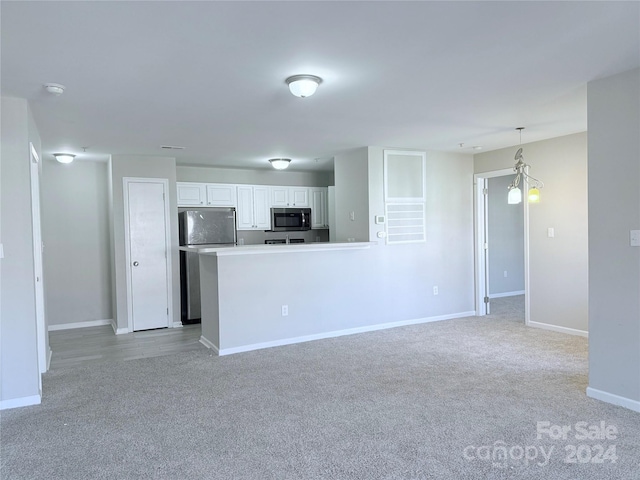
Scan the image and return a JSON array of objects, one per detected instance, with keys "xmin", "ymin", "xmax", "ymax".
[
  {"xmin": 433, "ymin": 286, "xmax": 439, "ymax": 296},
  {"xmin": 547, "ymin": 227, "xmax": 555, "ymax": 238},
  {"xmin": 631, "ymin": 230, "xmax": 640, "ymax": 247},
  {"xmin": 504, "ymin": 270, "xmax": 508, "ymax": 278},
  {"xmin": 349, "ymin": 211, "xmax": 355, "ymax": 221},
  {"xmin": 281, "ymin": 305, "xmax": 288, "ymax": 316}
]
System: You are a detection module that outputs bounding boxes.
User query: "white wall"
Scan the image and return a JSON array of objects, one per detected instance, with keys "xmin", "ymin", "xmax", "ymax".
[
  {"xmin": 475, "ymin": 132, "xmax": 588, "ymax": 333},
  {"xmin": 0, "ymin": 97, "xmax": 41, "ymax": 408},
  {"xmin": 487, "ymin": 175, "xmax": 524, "ymax": 295},
  {"xmin": 368, "ymin": 147, "xmax": 476, "ymax": 315},
  {"xmin": 587, "ymin": 67, "xmax": 640, "ymax": 411},
  {"xmin": 41, "ymin": 160, "xmax": 111, "ymax": 326},
  {"xmin": 177, "ymin": 165, "xmax": 333, "ymax": 187},
  {"xmin": 109, "ymin": 155, "xmax": 180, "ymax": 332}
]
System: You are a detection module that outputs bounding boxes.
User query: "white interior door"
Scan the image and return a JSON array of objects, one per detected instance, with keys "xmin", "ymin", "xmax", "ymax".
[
  {"xmin": 30, "ymin": 143, "xmax": 48, "ymax": 377},
  {"xmin": 125, "ymin": 180, "xmax": 170, "ymax": 331}
]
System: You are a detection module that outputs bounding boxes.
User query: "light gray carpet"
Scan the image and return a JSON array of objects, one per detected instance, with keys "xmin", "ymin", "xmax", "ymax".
[{"xmin": 2, "ymin": 300, "xmax": 639, "ymax": 479}]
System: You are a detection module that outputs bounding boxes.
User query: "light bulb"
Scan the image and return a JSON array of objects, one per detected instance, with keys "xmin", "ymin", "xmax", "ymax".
[
  {"xmin": 528, "ymin": 187, "xmax": 540, "ymax": 203},
  {"xmin": 508, "ymin": 187, "xmax": 522, "ymax": 204}
]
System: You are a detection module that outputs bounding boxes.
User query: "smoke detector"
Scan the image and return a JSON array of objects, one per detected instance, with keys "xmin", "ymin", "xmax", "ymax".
[{"xmin": 44, "ymin": 83, "xmax": 65, "ymax": 96}]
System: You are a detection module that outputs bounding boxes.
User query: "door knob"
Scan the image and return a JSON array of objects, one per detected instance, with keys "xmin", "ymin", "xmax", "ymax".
[{"xmin": 133, "ymin": 261, "xmax": 139, "ymax": 267}]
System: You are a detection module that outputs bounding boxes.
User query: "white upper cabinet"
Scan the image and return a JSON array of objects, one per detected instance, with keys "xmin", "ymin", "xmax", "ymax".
[
  {"xmin": 236, "ymin": 185, "xmax": 271, "ymax": 230},
  {"xmin": 205, "ymin": 184, "xmax": 236, "ymax": 207},
  {"xmin": 310, "ymin": 187, "xmax": 329, "ymax": 229},
  {"xmin": 177, "ymin": 182, "xmax": 237, "ymax": 207},
  {"xmin": 177, "ymin": 182, "xmax": 207, "ymax": 206},
  {"xmin": 270, "ymin": 186, "xmax": 309, "ymax": 207}
]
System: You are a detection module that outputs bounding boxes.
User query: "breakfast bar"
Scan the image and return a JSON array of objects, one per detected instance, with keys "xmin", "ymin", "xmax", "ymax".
[{"xmin": 182, "ymin": 242, "xmax": 377, "ymax": 355}]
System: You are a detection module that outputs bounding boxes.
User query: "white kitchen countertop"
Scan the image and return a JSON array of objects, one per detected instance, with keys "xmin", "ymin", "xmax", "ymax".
[{"xmin": 179, "ymin": 241, "xmax": 374, "ymax": 256}]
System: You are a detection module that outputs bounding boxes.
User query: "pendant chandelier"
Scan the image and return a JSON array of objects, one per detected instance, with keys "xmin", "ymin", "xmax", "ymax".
[{"xmin": 507, "ymin": 127, "xmax": 544, "ymax": 204}]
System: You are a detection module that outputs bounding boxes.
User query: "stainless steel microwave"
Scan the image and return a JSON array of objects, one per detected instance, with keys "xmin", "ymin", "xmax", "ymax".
[{"xmin": 271, "ymin": 208, "xmax": 311, "ymax": 231}]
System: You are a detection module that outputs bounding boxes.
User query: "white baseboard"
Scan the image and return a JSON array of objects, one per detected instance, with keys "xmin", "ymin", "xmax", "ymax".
[
  {"xmin": 489, "ymin": 290, "xmax": 525, "ymax": 299},
  {"xmin": 199, "ymin": 335, "xmax": 219, "ymax": 355},
  {"xmin": 0, "ymin": 394, "xmax": 41, "ymax": 410},
  {"xmin": 587, "ymin": 387, "xmax": 640, "ymax": 413},
  {"xmin": 110, "ymin": 319, "xmax": 129, "ymax": 335},
  {"xmin": 528, "ymin": 321, "xmax": 588, "ymax": 337},
  {"xmin": 172, "ymin": 322, "xmax": 183, "ymax": 328},
  {"xmin": 48, "ymin": 319, "xmax": 112, "ymax": 332},
  {"xmin": 201, "ymin": 311, "xmax": 476, "ymax": 357}
]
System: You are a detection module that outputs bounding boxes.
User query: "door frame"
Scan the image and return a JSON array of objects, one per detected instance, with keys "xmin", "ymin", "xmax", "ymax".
[
  {"xmin": 122, "ymin": 177, "xmax": 173, "ymax": 332},
  {"xmin": 29, "ymin": 142, "xmax": 49, "ymax": 379},
  {"xmin": 474, "ymin": 168, "xmax": 530, "ymax": 325}
]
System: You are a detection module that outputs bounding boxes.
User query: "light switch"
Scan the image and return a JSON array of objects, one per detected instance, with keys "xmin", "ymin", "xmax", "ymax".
[
  {"xmin": 547, "ymin": 228, "xmax": 555, "ymax": 238},
  {"xmin": 631, "ymin": 230, "xmax": 640, "ymax": 247}
]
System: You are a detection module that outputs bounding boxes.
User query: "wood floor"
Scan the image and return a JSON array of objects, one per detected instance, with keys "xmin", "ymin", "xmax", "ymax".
[{"xmin": 48, "ymin": 324, "xmax": 206, "ymax": 369}]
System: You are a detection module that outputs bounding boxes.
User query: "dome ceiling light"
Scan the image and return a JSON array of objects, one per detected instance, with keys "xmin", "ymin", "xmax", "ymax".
[
  {"xmin": 269, "ymin": 158, "xmax": 291, "ymax": 170},
  {"xmin": 285, "ymin": 75, "xmax": 322, "ymax": 98},
  {"xmin": 53, "ymin": 153, "xmax": 76, "ymax": 164}
]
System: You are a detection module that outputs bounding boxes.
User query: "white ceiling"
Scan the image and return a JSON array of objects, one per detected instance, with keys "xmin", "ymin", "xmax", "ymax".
[{"xmin": 2, "ymin": 1, "xmax": 638, "ymax": 172}]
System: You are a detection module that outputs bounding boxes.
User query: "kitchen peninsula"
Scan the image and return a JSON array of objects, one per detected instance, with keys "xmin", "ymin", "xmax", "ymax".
[{"xmin": 181, "ymin": 242, "xmax": 375, "ymax": 355}]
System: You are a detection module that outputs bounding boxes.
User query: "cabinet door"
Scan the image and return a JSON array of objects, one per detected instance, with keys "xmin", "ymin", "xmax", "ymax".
[
  {"xmin": 236, "ymin": 186, "xmax": 255, "ymax": 230},
  {"xmin": 253, "ymin": 186, "xmax": 271, "ymax": 230},
  {"xmin": 310, "ymin": 188, "xmax": 328, "ymax": 229},
  {"xmin": 270, "ymin": 187, "xmax": 289, "ymax": 207},
  {"xmin": 177, "ymin": 182, "xmax": 206, "ymax": 206},
  {"xmin": 206, "ymin": 184, "xmax": 236, "ymax": 207},
  {"xmin": 290, "ymin": 187, "xmax": 309, "ymax": 207}
]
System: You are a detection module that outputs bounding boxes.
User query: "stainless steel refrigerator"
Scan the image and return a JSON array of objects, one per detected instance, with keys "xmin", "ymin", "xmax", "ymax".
[{"xmin": 179, "ymin": 208, "xmax": 236, "ymax": 323}]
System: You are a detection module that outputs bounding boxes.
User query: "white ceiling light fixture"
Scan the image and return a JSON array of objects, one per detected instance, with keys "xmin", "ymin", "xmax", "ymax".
[
  {"xmin": 269, "ymin": 158, "xmax": 291, "ymax": 170},
  {"xmin": 53, "ymin": 153, "xmax": 75, "ymax": 164},
  {"xmin": 507, "ymin": 127, "xmax": 544, "ymax": 204},
  {"xmin": 44, "ymin": 83, "xmax": 65, "ymax": 96},
  {"xmin": 285, "ymin": 75, "xmax": 322, "ymax": 98}
]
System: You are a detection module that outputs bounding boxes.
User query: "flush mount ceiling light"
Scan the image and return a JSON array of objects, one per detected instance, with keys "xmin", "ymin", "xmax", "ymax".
[
  {"xmin": 44, "ymin": 83, "xmax": 65, "ymax": 96},
  {"xmin": 285, "ymin": 75, "xmax": 322, "ymax": 98},
  {"xmin": 53, "ymin": 153, "xmax": 75, "ymax": 164},
  {"xmin": 507, "ymin": 127, "xmax": 544, "ymax": 204},
  {"xmin": 269, "ymin": 158, "xmax": 291, "ymax": 170}
]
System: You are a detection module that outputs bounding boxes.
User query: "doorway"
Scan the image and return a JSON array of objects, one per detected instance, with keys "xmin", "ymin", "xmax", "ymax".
[
  {"xmin": 123, "ymin": 178, "xmax": 173, "ymax": 332},
  {"xmin": 474, "ymin": 169, "xmax": 530, "ymax": 324}
]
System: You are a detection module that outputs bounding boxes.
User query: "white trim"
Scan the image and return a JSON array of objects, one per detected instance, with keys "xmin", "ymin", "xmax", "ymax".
[
  {"xmin": 122, "ymin": 177, "xmax": 173, "ymax": 332},
  {"xmin": 199, "ymin": 335, "xmax": 219, "ymax": 354},
  {"xmin": 201, "ymin": 311, "xmax": 476, "ymax": 356},
  {"xmin": 48, "ymin": 319, "xmax": 113, "ymax": 331},
  {"xmin": 47, "ymin": 347, "xmax": 52, "ymax": 371},
  {"xmin": 586, "ymin": 387, "xmax": 640, "ymax": 413},
  {"xmin": 110, "ymin": 319, "xmax": 129, "ymax": 335},
  {"xmin": 0, "ymin": 394, "xmax": 41, "ymax": 410},
  {"xmin": 30, "ymin": 142, "xmax": 48, "ymax": 378},
  {"xmin": 528, "ymin": 321, "xmax": 588, "ymax": 337},
  {"xmin": 489, "ymin": 290, "xmax": 525, "ymax": 299},
  {"xmin": 172, "ymin": 322, "xmax": 183, "ymax": 329}
]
